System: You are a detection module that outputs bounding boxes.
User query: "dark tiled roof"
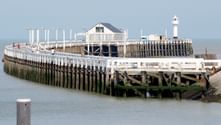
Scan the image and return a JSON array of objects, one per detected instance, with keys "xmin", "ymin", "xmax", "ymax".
[{"xmin": 100, "ymin": 23, "xmax": 122, "ymax": 33}]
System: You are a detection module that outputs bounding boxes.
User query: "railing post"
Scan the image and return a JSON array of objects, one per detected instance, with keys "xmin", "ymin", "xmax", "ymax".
[{"xmin": 17, "ymin": 99, "xmax": 31, "ymax": 125}]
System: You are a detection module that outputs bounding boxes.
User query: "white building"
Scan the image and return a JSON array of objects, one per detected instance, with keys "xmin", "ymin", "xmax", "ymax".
[
  {"xmin": 148, "ymin": 34, "xmax": 167, "ymax": 41},
  {"xmin": 85, "ymin": 22, "xmax": 126, "ymax": 43}
]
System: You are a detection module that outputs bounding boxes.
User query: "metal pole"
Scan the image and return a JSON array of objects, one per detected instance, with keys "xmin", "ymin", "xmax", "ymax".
[
  {"xmin": 43, "ymin": 29, "xmax": 47, "ymax": 49},
  {"xmin": 99, "ymin": 33, "xmax": 103, "ymax": 56},
  {"xmin": 36, "ymin": 29, "xmax": 39, "ymax": 50},
  {"xmin": 31, "ymin": 29, "xmax": 34, "ymax": 46},
  {"xmin": 86, "ymin": 41, "xmax": 89, "ymax": 55},
  {"xmin": 47, "ymin": 30, "xmax": 50, "ymax": 46},
  {"xmin": 28, "ymin": 29, "xmax": 31, "ymax": 45},
  {"xmin": 63, "ymin": 29, "xmax": 65, "ymax": 51},
  {"xmin": 74, "ymin": 33, "xmax": 77, "ymax": 41},
  {"xmin": 44, "ymin": 29, "xmax": 47, "ymax": 42},
  {"xmin": 123, "ymin": 30, "xmax": 127, "ymax": 57},
  {"xmin": 56, "ymin": 29, "xmax": 58, "ymax": 49},
  {"xmin": 17, "ymin": 99, "xmax": 31, "ymax": 125},
  {"xmin": 69, "ymin": 29, "xmax": 72, "ymax": 40},
  {"xmin": 56, "ymin": 29, "xmax": 58, "ymax": 41},
  {"xmin": 87, "ymin": 32, "xmax": 89, "ymax": 55}
]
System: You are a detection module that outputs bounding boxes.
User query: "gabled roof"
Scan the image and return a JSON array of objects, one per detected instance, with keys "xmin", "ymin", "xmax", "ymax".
[{"xmin": 100, "ymin": 23, "xmax": 122, "ymax": 33}]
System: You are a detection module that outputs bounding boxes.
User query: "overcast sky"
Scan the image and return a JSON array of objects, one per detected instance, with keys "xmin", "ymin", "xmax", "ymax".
[{"xmin": 0, "ymin": 0, "xmax": 220, "ymax": 40}]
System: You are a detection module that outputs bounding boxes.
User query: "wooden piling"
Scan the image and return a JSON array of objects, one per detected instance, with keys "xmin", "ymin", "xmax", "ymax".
[
  {"xmin": 70, "ymin": 64, "xmax": 73, "ymax": 89},
  {"xmin": 89, "ymin": 66, "xmax": 94, "ymax": 92},
  {"xmin": 76, "ymin": 65, "xmax": 80, "ymax": 90},
  {"xmin": 82, "ymin": 65, "xmax": 86, "ymax": 91},
  {"xmin": 73, "ymin": 64, "xmax": 77, "ymax": 89}
]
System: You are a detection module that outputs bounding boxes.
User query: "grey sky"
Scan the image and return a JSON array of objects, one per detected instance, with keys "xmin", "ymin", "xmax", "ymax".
[{"xmin": 0, "ymin": 0, "xmax": 220, "ymax": 40}]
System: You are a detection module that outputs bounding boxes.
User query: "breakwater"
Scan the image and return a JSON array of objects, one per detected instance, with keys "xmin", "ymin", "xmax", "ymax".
[
  {"xmin": 4, "ymin": 55, "xmax": 111, "ymax": 95},
  {"xmin": 3, "ymin": 42, "xmax": 214, "ymax": 99}
]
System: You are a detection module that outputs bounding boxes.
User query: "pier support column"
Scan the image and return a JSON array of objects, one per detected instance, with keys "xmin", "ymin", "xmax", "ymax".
[
  {"xmin": 37, "ymin": 61, "xmax": 41, "ymax": 83},
  {"xmin": 112, "ymin": 71, "xmax": 119, "ymax": 96},
  {"xmin": 58, "ymin": 62, "xmax": 62, "ymax": 87},
  {"xmin": 64, "ymin": 64, "xmax": 67, "ymax": 88},
  {"xmin": 89, "ymin": 66, "xmax": 92, "ymax": 92},
  {"xmin": 74, "ymin": 64, "xmax": 77, "ymax": 89},
  {"xmin": 99, "ymin": 66, "xmax": 103, "ymax": 93},
  {"xmin": 45, "ymin": 62, "xmax": 48, "ymax": 85},
  {"xmin": 79, "ymin": 65, "xmax": 84, "ymax": 90},
  {"xmin": 46, "ymin": 61, "xmax": 49, "ymax": 85},
  {"xmin": 67, "ymin": 63, "xmax": 71, "ymax": 89},
  {"xmin": 50, "ymin": 61, "xmax": 53, "ymax": 86},
  {"xmin": 63, "ymin": 64, "xmax": 68, "ymax": 88},
  {"xmin": 86, "ymin": 66, "xmax": 90, "ymax": 91},
  {"xmin": 95, "ymin": 66, "xmax": 99, "ymax": 93},
  {"xmin": 49, "ymin": 61, "xmax": 52, "ymax": 86},
  {"xmin": 176, "ymin": 72, "xmax": 182, "ymax": 99},
  {"xmin": 105, "ymin": 69, "xmax": 110, "ymax": 95},
  {"xmin": 101, "ymin": 67, "xmax": 106, "ymax": 94},
  {"xmin": 53, "ymin": 63, "xmax": 56, "ymax": 86},
  {"xmin": 77, "ymin": 65, "xmax": 80, "ymax": 90},
  {"xmin": 82, "ymin": 65, "xmax": 86, "ymax": 91},
  {"xmin": 123, "ymin": 71, "xmax": 128, "ymax": 97},
  {"xmin": 62, "ymin": 64, "xmax": 65, "ymax": 88},
  {"xmin": 55, "ymin": 64, "xmax": 58, "ymax": 86},
  {"xmin": 47, "ymin": 62, "xmax": 50, "ymax": 85},
  {"xmin": 176, "ymin": 72, "xmax": 181, "ymax": 85},
  {"xmin": 70, "ymin": 64, "xmax": 73, "ymax": 89},
  {"xmin": 158, "ymin": 72, "xmax": 163, "ymax": 98},
  {"xmin": 69, "ymin": 63, "xmax": 73, "ymax": 89},
  {"xmin": 61, "ymin": 63, "xmax": 64, "ymax": 87},
  {"xmin": 141, "ymin": 71, "xmax": 147, "ymax": 98},
  {"xmin": 42, "ymin": 62, "xmax": 45, "ymax": 84},
  {"xmin": 91, "ymin": 66, "xmax": 95, "ymax": 92}
]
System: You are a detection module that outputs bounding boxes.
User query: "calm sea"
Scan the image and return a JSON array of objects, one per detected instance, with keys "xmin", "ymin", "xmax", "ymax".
[{"xmin": 0, "ymin": 39, "xmax": 221, "ymax": 125}]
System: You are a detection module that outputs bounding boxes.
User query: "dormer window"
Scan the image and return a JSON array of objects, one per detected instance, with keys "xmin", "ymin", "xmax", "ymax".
[{"xmin": 96, "ymin": 27, "xmax": 104, "ymax": 33}]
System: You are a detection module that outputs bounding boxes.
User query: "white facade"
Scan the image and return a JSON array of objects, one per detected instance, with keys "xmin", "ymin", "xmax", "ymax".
[{"xmin": 86, "ymin": 23, "xmax": 126, "ymax": 43}]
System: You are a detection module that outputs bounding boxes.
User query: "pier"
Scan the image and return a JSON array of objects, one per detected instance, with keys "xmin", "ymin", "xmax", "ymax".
[
  {"xmin": 3, "ymin": 20, "xmax": 221, "ymax": 99},
  {"xmin": 4, "ymin": 40, "xmax": 221, "ymax": 99}
]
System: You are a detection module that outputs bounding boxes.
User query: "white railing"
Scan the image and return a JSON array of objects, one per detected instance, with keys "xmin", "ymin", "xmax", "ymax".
[
  {"xmin": 5, "ymin": 42, "xmax": 221, "ymax": 74},
  {"xmin": 106, "ymin": 58, "xmax": 206, "ymax": 74},
  {"xmin": 4, "ymin": 43, "xmax": 108, "ymax": 70},
  {"xmin": 203, "ymin": 60, "xmax": 221, "ymax": 69},
  {"xmin": 38, "ymin": 38, "xmax": 193, "ymax": 49}
]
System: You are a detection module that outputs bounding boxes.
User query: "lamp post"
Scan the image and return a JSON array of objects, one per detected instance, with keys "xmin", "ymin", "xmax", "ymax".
[
  {"xmin": 47, "ymin": 29, "xmax": 50, "ymax": 47},
  {"xmin": 36, "ymin": 29, "xmax": 40, "ymax": 50},
  {"xmin": 69, "ymin": 29, "xmax": 72, "ymax": 41}
]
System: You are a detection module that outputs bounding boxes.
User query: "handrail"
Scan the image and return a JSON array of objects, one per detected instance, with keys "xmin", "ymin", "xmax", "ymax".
[{"xmin": 4, "ymin": 42, "xmax": 221, "ymax": 74}]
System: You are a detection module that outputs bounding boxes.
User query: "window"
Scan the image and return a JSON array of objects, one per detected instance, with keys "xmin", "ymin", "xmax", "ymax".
[{"xmin": 96, "ymin": 27, "xmax": 104, "ymax": 33}]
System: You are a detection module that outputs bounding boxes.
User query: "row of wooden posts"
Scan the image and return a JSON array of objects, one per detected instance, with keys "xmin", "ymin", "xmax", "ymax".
[
  {"xmin": 4, "ymin": 55, "xmax": 115, "ymax": 96},
  {"xmin": 4, "ymin": 55, "xmax": 206, "ymax": 99}
]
